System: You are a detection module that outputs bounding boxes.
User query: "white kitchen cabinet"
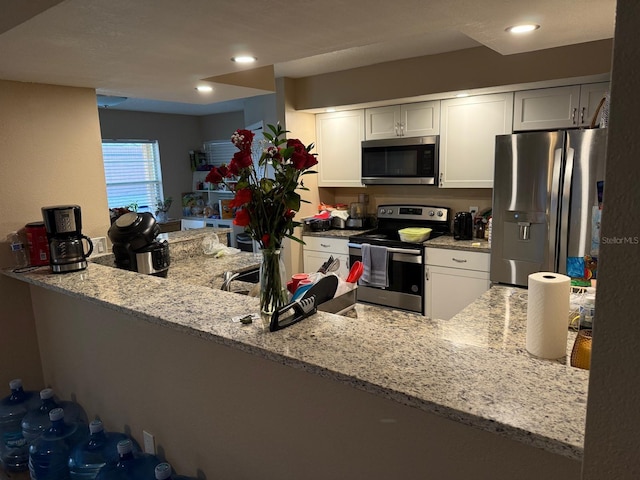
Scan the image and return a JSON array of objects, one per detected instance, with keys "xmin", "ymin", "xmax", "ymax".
[
  {"xmin": 365, "ymin": 101, "xmax": 440, "ymax": 140},
  {"xmin": 513, "ymin": 82, "xmax": 609, "ymax": 131},
  {"xmin": 425, "ymin": 248, "xmax": 490, "ymax": 320},
  {"xmin": 439, "ymin": 93, "xmax": 513, "ymax": 188},
  {"xmin": 303, "ymin": 236, "xmax": 350, "ymax": 278},
  {"xmin": 315, "ymin": 110, "xmax": 365, "ymax": 187}
]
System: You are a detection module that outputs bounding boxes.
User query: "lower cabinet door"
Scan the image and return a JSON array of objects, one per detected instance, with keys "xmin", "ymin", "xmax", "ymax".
[{"xmin": 425, "ymin": 265, "xmax": 490, "ymax": 320}]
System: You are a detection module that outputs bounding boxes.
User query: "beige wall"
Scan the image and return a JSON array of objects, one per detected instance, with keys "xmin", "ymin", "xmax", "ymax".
[
  {"xmin": 276, "ymin": 78, "xmax": 320, "ymax": 275},
  {"xmin": 0, "ymin": 80, "xmax": 110, "ymax": 389},
  {"xmin": 293, "ymin": 40, "xmax": 613, "ymax": 110},
  {"xmin": 99, "ymin": 109, "xmax": 204, "ymax": 220},
  {"xmin": 583, "ymin": 1, "xmax": 640, "ymax": 478},
  {"xmin": 31, "ymin": 286, "xmax": 580, "ymax": 480},
  {"xmin": 199, "ymin": 110, "xmax": 244, "ymax": 141}
]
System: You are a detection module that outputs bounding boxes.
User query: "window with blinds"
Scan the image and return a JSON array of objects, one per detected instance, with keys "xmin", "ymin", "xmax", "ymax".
[
  {"xmin": 202, "ymin": 140, "xmax": 237, "ymax": 167},
  {"xmin": 102, "ymin": 140, "xmax": 165, "ymax": 212}
]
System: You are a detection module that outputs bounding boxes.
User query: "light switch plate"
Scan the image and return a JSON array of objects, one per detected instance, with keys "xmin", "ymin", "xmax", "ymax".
[
  {"xmin": 91, "ymin": 237, "xmax": 107, "ymax": 254},
  {"xmin": 143, "ymin": 430, "xmax": 155, "ymax": 454}
]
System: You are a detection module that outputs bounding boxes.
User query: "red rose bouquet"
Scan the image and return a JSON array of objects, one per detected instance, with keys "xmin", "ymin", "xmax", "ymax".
[{"xmin": 205, "ymin": 123, "xmax": 318, "ymax": 315}]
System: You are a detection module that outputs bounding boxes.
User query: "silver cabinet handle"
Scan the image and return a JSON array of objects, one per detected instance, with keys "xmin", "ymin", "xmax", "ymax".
[
  {"xmin": 439, "ymin": 172, "xmax": 443, "ymax": 187},
  {"xmin": 452, "ymin": 258, "xmax": 467, "ymax": 263},
  {"xmin": 425, "ymin": 267, "xmax": 429, "ymax": 281},
  {"xmin": 572, "ymin": 107, "xmax": 577, "ymax": 125},
  {"xmin": 320, "ymin": 243, "xmax": 330, "ymax": 248},
  {"xmin": 399, "ymin": 122, "xmax": 405, "ymax": 136},
  {"xmin": 580, "ymin": 106, "xmax": 586, "ymax": 124}
]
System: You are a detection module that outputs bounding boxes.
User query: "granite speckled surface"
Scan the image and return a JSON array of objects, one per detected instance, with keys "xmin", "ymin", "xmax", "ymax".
[
  {"xmin": 302, "ymin": 228, "xmax": 491, "ymax": 252},
  {"xmin": 2, "ymin": 229, "xmax": 588, "ymax": 461}
]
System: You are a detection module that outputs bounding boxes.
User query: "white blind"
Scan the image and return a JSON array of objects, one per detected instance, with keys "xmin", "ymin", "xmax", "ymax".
[
  {"xmin": 102, "ymin": 140, "xmax": 164, "ymax": 211},
  {"xmin": 203, "ymin": 140, "xmax": 237, "ymax": 167}
]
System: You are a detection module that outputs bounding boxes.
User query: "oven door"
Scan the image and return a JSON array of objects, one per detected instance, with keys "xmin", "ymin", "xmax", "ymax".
[{"xmin": 348, "ymin": 243, "xmax": 424, "ymax": 313}]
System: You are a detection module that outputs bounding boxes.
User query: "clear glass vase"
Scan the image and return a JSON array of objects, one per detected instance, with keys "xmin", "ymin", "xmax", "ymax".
[{"xmin": 259, "ymin": 248, "xmax": 288, "ymax": 317}]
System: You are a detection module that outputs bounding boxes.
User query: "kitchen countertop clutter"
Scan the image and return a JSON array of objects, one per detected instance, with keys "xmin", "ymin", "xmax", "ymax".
[{"xmin": 2, "ymin": 229, "xmax": 588, "ymax": 462}]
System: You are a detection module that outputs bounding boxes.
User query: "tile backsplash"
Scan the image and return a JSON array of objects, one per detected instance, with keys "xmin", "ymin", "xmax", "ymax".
[{"xmin": 319, "ymin": 186, "xmax": 493, "ymax": 218}]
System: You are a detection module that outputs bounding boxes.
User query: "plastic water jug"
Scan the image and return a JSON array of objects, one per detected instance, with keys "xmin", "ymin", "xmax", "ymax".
[
  {"xmin": 28, "ymin": 408, "xmax": 89, "ymax": 480},
  {"xmin": 0, "ymin": 379, "xmax": 40, "ymax": 471},
  {"xmin": 22, "ymin": 388, "xmax": 88, "ymax": 444},
  {"xmin": 154, "ymin": 463, "xmax": 196, "ymax": 480},
  {"xmin": 95, "ymin": 439, "xmax": 160, "ymax": 480},
  {"xmin": 68, "ymin": 420, "xmax": 140, "ymax": 480}
]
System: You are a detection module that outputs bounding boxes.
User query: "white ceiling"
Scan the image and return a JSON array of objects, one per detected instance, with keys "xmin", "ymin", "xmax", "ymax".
[{"xmin": 0, "ymin": 0, "xmax": 616, "ymax": 115}]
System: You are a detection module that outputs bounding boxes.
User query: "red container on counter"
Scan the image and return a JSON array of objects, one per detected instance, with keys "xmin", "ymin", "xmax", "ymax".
[{"xmin": 25, "ymin": 222, "xmax": 50, "ymax": 266}]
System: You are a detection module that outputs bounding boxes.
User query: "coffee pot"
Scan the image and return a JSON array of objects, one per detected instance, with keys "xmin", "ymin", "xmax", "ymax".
[{"xmin": 41, "ymin": 205, "xmax": 93, "ymax": 273}]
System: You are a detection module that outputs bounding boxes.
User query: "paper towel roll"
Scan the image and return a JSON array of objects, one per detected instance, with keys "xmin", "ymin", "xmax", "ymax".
[{"xmin": 526, "ymin": 272, "xmax": 571, "ymax": 359}]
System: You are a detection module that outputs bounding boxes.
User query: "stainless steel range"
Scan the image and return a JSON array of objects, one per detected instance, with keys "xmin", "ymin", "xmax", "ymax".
[{"xmin": 348, "ymin": 204, "xmax": 450, "ymax": 314}]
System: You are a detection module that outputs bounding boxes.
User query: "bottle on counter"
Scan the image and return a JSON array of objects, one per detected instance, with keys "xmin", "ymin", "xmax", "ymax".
[
  {"xmin": 68, "ymin": 419, "xmax": 140, "ymax": 480},
  {"xmin": 154, "ymin": 462, "xmax": 197, "ymax": 480},
  {"xmin": 28, "ymin": 408, "xmax": 89, "ymax": 480},
  {"xmin": 7, "ymin": 231, "xmax": 29, "ymax": 269},
  {"xmin": 95, "ymin": 439, "xmax": 160, "ymax": 480},
  {"xmin": 22, "ymin": 388, "xmax": 88, "ymax": 445},
  {"xmin": 0, "ymin": 379, "xmax": 40, "ymax": 471}
]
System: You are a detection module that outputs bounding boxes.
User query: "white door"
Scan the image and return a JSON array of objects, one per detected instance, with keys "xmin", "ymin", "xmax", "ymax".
[
  {"xmin": 365, "ymin": 106, "xmax": 400, "ymax": 140},
  {"xmin": 439, "ymin": 93, "xmax": 513, "ymax": 188},
  {"xmin": 513, "ymin": 85, "xmax": 581, "ymax": 131},
  {"xmin": 401, "ymin": 101, "xmax": 440, "ymax": 137},
  {"xmin": 425, "ymin": 265, "xmax": 490, "ymax": 320},
  {"xmin": 316, "ymin": 110, "xmax": 365, "ymax": 187},
  {"xmin": 578, "ymin": 82, "xmax": 610, "ymax": 127}
]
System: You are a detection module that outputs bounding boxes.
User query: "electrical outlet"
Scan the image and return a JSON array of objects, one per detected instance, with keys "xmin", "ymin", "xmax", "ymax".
[
  {"xmin": 469, "ymin": 206, "xmax": 479, "ymax": 217},
  {"xmin": 91, "ymin": 237, "xmax": 108, "ymax": 254},
  {"xmin": 143, "ymin": 430, "xmax": 155, "ymax": 454}
]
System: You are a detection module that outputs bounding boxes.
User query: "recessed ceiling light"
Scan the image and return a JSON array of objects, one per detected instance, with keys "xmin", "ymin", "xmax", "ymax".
[
  {"xmin": 506, "ymin": 24, "xmax": 540, "ymax": 34},
  {"xmin": 231, "ymin": 56, "xmax": 257, "ymax": 64},
  {"xmin": 196, "ymin": 85, "xmax": 213, "ymax": 93}
]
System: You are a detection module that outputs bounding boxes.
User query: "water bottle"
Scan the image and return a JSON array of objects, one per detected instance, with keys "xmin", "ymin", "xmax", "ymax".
[
  {"xmin": 8, "ymin": 231, "xmax": 29, "ymax": 269},
  {"xmin": 0, "ymin": 379, "xmax": 40, "ymax": 471},
  {"xmin": 154, "ymin": 463, "xmax": 197, "ymax": 480},
  {"xmin": 95, "ymin": 439, "xmax": 160, "ymax": 480},
  {"xmin": 22, "ymin": 388, "xmax": 89, "ymax": 444},
  {"xmin": 68, "ymin": 420, "xmax": 140, "ymax": 480},
  {"xmin": 28, "ymin": 408, "xmax": 89, "ymax": 480}
]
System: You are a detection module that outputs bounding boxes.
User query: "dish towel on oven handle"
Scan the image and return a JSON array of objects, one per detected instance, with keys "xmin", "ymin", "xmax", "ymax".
[{"xmin": 360, "ymin": 243, "xmax": 389, "ymax": 288}]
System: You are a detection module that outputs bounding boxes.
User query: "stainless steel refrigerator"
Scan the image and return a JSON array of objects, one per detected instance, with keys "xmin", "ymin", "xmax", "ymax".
[{"xmin": 490, "ymin": 128, "xmax": 607, "ymax": 287}]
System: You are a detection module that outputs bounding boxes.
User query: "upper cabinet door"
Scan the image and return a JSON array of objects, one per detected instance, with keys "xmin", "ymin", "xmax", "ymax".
[
  {"xmin": 365, "ymin": 101, "xmax": 440, "ymax": 140},
  {"xmin": 578, "ymin": 82, "xmax": 610, "ymax": 127},
  {"xmin": 365, "ymin": 106, "xmax": 401, "ymax": 140},
  {"xmin": 316, "ymin": 110, "xmax": 365, "ymax": 187},
  {"xmin": 439, "ymin": 93, "xmax": 514, "ymax": 189},
  {"xmin": 513, "ymin": 85, "xmax": 581, "ymax": 131},
  {"xmin": 401, "ymin": 101, "xmax": 440, "ymax": 137}
]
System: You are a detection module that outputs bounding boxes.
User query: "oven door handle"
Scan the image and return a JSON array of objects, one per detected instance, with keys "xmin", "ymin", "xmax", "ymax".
[{"xmin": 347, "ymin": 243, "xmax": 422, "ymax": 256}]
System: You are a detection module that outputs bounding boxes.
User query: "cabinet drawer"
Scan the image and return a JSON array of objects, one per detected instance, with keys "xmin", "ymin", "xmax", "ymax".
[
  {"xmin": 303, "ymin": 236, "xmax": 349, "ymax": 254},
  {"xmin": 425, "ymin": 248, "xmax": 490, "ymax": 272}
]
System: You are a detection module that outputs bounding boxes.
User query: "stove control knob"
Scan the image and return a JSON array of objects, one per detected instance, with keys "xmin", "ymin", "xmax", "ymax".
[
  {"xmin": 437, "ymin": 210, "xmax": 444, "ymax": 217},
  {"xmin": 387, "ymin": 208, "xmax": 394, "ymax": 214},
  {"xmin": 428, "ymin": 210, "xmax": 435, "ymax": 217},
  {"xmin": 379, "ymin": 208, "xmax": 386, "ymax": 215}
]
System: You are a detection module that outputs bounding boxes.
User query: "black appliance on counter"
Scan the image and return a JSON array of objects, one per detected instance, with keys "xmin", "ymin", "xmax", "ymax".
[
  {"xmin": 453, "ymin": 211, "xmax": 474, "ymax": 240},
  {"xmin": 42, "ymin": 205, "xmax": 94, "ymax": 273},
  {"xmin": 348, "ymin": 204, "xmax": 450, "ymax": 314},
  {"xmin": 107, "ymin": 212, "xmax": 170, "ymax": 277}
]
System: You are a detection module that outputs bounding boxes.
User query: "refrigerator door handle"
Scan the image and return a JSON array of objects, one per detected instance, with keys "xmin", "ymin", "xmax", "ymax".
[
  {"xmin": 548, "ymin": 147, "xmax": 564, "ymax": 271},
  {"xmin": 558, "ymin": 147, "xmax": 575, "ymax": 274}
]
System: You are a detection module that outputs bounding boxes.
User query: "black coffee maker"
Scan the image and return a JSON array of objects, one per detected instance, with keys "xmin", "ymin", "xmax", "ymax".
[
  {"xmin": 453, "ymin": 211, "xmax": 474, "ymax": 240},
  {"xmin": 42, "ymin": 205, "xmax": 94, "ymax": 273}
]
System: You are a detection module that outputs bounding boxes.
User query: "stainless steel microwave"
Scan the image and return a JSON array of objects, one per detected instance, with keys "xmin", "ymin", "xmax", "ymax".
[{"xmin": 361, "ymin": 136, "xmax": 439, "ymax": 185}]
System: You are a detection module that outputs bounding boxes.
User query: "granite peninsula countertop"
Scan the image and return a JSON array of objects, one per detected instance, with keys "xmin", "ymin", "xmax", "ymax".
[{"xmin": 3, "ymin": 230, "xmax": 587, "ymax": 461}]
